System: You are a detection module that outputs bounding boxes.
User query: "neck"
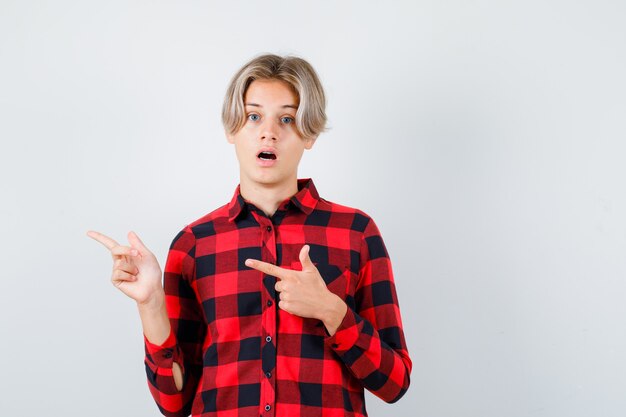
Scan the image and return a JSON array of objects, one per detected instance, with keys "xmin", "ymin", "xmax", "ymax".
[{"xmin": 239, "ymin": 176, "xmax": 299, "ymax": 218}]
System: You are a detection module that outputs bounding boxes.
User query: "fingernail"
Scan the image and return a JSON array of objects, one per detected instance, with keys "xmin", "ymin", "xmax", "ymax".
[{"xmin": 245, "ymin": 259, "xmax": 252, "ymax": 266}]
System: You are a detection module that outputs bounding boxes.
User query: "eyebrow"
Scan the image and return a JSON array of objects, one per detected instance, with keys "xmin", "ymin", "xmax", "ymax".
[{"xmin": 245, "ymin": 102, "xmax": 298, "ymax": 109}]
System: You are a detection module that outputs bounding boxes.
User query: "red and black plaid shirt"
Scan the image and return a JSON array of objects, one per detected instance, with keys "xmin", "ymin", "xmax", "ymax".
[{"xmin": 144, "ymin": 178, "xmax": 412, "ymax": 417}]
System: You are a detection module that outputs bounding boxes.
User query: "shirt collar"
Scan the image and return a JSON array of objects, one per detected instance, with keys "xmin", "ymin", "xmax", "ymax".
[{"xmin": 228, "ymin": 178, "xmax": 320, "ymax": 222}]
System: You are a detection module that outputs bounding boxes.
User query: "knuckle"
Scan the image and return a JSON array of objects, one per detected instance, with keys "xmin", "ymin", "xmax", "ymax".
[
  {"xmin": 114, "ymin": 269, "xmax": 127, "ymax": 280},
  {"xmin": 114, "ymin": 245, "xmax": 129, "ymax": 254}
]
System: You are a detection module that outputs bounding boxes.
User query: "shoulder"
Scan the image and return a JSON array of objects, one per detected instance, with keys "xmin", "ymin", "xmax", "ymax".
[
  {"xmin": 170, "ymin": 202, "xmax": 231, "ymax": 246},
  {"xmin": 187, "ymin": 202, "xmax": 231, "ymax": 229},
  {"xmin": 314, "ymin": 197, "xmax": 377, "ymax": 234}
]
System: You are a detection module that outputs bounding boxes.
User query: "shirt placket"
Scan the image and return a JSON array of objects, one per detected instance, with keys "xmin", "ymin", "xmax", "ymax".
[{"xmin": 256, "ymin": 213, "xmax": 277, "ymax": 417}]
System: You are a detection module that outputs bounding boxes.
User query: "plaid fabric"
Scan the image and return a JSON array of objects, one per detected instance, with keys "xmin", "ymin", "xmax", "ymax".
[{"xmin": 144, "ymin": 178, "xmax": 412, "ymax": 417}]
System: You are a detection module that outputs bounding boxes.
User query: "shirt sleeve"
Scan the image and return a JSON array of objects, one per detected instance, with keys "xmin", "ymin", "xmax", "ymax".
[
  {"xmin": 144, "ymin": 225, "xmax": 206, "ymax": 417},
  {"xmin": 324, "ymin": 215, "xmax": 412, "ymax": 403}
]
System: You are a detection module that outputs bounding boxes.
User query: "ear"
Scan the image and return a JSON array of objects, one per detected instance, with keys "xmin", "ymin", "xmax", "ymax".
[
  {"xmin": 226, "ymin": 131, "xmax": 235, "ymax": 144},
  {"xmin": 303, "ymin": 136, "xmax": 317, "ymax": 150}
]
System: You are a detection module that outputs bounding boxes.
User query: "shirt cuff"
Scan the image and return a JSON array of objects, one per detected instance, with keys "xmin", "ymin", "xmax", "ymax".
[
  {"xmin": 324, "ymin": 306, "xmax": 360, "ymax": 353},
  {"xmin": 144, "ymin": 327, "xmax": 179, "ymax": 368}
]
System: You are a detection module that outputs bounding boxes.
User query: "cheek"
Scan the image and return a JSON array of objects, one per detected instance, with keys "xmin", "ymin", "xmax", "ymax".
[
  {"xmin": 232, "ymin": 142, "xmax": 249, "ymax": 163},
  {"xmin": 234, "ymin": 139, "xmax": 252, "ymax": 154},
  {"xmin": 287, "ymin": 150, "xmax": 305, "ymax": 167}
]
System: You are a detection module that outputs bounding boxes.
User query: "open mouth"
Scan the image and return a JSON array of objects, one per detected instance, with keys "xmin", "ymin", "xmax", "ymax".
[{"xmin": 257, "ymin": 151, "xmax": 277, "ymax": 160}]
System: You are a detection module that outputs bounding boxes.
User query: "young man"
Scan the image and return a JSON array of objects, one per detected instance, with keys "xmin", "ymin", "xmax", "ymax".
[{"xmin": 88, "ymin": 54, "xmax": 411, "ymax": 417}]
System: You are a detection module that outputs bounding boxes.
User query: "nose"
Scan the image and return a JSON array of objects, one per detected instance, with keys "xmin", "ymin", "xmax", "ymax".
[{"xmin": 259, "ymin": 118, "xmax": 279, "ymax": 142}]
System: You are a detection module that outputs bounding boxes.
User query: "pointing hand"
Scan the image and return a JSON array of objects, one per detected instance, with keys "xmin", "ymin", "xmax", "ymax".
[
  {"xmin": 87, "ymin": 230, "xmax": 163, "ymax": 306},
  {"xmin": 245, "ymin": 245, "xmax": 347, "ymax": 335}
]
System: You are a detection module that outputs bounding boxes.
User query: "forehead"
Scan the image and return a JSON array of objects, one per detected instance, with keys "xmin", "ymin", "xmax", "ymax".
[{"xmin": 244, "ymin": 79, "xmax": 299, "ymax": 108}]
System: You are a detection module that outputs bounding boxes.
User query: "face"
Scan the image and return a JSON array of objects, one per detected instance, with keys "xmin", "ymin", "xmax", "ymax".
[{"xmin": 227, "ymin": 78, "xmax": 315, "ymax": 189}]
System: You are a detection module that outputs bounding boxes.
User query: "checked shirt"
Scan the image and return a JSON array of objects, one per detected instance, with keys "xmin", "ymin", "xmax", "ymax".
[{"xmin": 144, "ymin": 178, "xmax": 412, "ymax": 417}]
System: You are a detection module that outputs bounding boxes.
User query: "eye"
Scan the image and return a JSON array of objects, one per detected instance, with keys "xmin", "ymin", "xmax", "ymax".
[
  {"xmin": 281, "ymin": 116, "xmax": 294, "ymax": 124},
  {"xmin": 247, "ymin": 113, "xmax": 260, "ymax": 122}
]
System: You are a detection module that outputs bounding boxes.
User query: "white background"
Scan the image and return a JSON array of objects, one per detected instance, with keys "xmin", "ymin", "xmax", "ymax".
[{"xmin": 1, "ymin": 1, "xmax": 625, "ymax": 416}]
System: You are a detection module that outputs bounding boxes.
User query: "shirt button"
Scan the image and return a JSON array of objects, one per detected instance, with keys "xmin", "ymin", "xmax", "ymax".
[
  {"xmin": 266, "ymin": 336, "xmax": 272, "ymax": 343},
  {"xmin": 265, "ymin": 404, "xmax": 271, "ymax": 411},
  {"xmin": 265, "ymin": 371, "xmax": 271, "ymax": 378},
  {"xmin": 267, "ymin": 300, "xmax": 273, "ymax": 307},
  {"xmin": 266, "ymin": 226, "xmax": 272, "ymax": 232}
]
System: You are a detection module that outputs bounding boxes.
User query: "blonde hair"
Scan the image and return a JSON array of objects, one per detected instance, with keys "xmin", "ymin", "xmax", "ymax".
[{"xmin": 222, "ymin": 53, "xmax": 328, "ymax": 141}]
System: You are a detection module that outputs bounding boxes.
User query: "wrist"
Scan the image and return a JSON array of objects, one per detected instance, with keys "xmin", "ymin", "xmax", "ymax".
[
  {"xmin": 137, "ymin": 288, "xmax": 166, "ymax": 313},
  {"xmin": 321, "ymin": 293, "xmax": 347, "ymax": 336},
  {"xmin": 137, "ymin": 289, "xmax": 171, "ymax": 346}
]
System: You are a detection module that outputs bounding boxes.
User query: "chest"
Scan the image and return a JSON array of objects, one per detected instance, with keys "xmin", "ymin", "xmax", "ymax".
[{"xmin": 191, "ymin": 217, "xmax": 361, "ymax": 332}]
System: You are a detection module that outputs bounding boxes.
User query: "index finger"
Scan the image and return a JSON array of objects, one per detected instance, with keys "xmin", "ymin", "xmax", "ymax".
[
  {"xmin": 245, "ymin": 259, "xmax": 290, "ymax": 280},
  {"xmin": 86, "ymin": 230, "xmax": 119, "ymax": 250}
]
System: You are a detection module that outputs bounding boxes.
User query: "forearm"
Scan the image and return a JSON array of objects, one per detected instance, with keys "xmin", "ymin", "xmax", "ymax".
[
  {"xmin": 138, "ymin": 290, "xmax": 184, "ymax": 391},
  {"xmin": 326, "ymin": 307, "xmax": 412, "ymax": 403}
]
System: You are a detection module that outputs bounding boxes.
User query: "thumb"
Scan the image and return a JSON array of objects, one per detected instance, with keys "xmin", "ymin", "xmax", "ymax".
[
  {"xmin": 299, "ymin": 244, "xmax": 315, "ymax": 272},
  {"xmin": 128, "ymin": 230, "xmax": 150, "ymax": 255}
]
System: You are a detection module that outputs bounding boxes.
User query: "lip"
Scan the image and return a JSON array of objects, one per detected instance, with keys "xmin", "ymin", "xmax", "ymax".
[{"xmin": 256, "ymin": 147, "xmax": 278, "ymax": 167}]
